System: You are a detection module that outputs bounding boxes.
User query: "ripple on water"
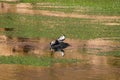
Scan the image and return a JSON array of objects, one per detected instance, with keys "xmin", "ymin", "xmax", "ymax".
[{"xmin": 0, "ymin": 62, "xmax": 120, "ymax": 80}]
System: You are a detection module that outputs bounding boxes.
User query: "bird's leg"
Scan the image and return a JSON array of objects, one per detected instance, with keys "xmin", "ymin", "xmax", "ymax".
[
  {"xmin": 60, "ymin": 50, "xmax": 65, "ymax": 57},
  {"xmin": 50, "ymin": 45, "xmax": 52, "ymax": 51}
]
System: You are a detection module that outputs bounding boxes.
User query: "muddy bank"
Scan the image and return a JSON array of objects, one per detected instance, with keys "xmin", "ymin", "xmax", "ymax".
[
  {"xmin": 0, "ymin": 35, "xmax": 120, "ymax": 57},
  {"xmin": 0, "ymin": 35, "xmax": 50, "ymax": 56},
  {"xmin": 0, "ymin": 28, "xmax": 14, "ymax": 31}
]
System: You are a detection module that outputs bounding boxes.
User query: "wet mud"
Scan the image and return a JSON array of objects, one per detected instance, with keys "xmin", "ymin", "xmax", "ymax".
[
  {"xmin": 0, "ymin": 35, "xmax": 50, "ymax": 56},
  {"xmin": 0, "ymin": 28, "xmax": 14, "ymax": 31},
  {"xmin": 0, "ymin": 35, "xmax": 120, "ymax": 57}
]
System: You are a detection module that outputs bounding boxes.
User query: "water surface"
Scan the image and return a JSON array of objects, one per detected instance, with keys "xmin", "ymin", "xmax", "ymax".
[{"xmin": 0, "ymin": 57, "xmax": 120, "ymax": 80}]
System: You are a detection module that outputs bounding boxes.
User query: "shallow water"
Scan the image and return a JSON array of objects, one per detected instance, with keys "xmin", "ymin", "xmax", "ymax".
[{"xmin": 0, "ymin": 56, "xmax": 120, "ymax": 80}]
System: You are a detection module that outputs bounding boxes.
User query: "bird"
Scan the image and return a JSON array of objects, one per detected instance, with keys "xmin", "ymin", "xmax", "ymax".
[{"xmin": 50, "ymin": 35, "xmax": 70, "ymax": 56}]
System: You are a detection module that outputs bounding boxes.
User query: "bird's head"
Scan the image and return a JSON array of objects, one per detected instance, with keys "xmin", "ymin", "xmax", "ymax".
[{"xmin": 50, "ymin": 41, "xmax": 55, "ymax": 45}]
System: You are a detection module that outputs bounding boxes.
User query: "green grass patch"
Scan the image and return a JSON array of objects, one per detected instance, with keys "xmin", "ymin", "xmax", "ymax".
[
  {"xmin": 0, "ymin": 55, "xmax": 80, "ymax": 66},
  {"xmin": 33, "ymin": 7, "xmax": 75, "ymax": 13},
  {"xmin": 0, "ymin": 13, "xmax": 120, "ymax": 39},
  {"xmin": 19, "ymin": 0, "xmax": 120, "ymax": 16},
  {"xmin": 1, "ymin": 0, "xmax": 120, "ymax": 15},
  {"xmin": 98, "ymin": 51, "xmax": 120, "ymax": 57}
]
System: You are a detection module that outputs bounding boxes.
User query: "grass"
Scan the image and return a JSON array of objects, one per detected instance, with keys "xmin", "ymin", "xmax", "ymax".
[
  {"xmin": 98, "ymin": 51, "xmax": 120, "ymax": 57},
  {"xmin": 19, "ymin": 0, "xmax": 120, "ymax": 16},
  {"xmin": 0, "ymin": 0, "xmax": 120, "ymax": 39},
  {"xmin": 1, "ymin": 0, "xmax": 120, "ymax": 15},
  {"xmin": 0, "ymin": 13, "xmax": 120, "ymax": 39},
  {"xmin": 33, "ymin": 7, "xmax": 75, "ymax": 13},
  {"xmin": 0, "ymin": 55, "xmax": 80, "ymax": 66}
]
